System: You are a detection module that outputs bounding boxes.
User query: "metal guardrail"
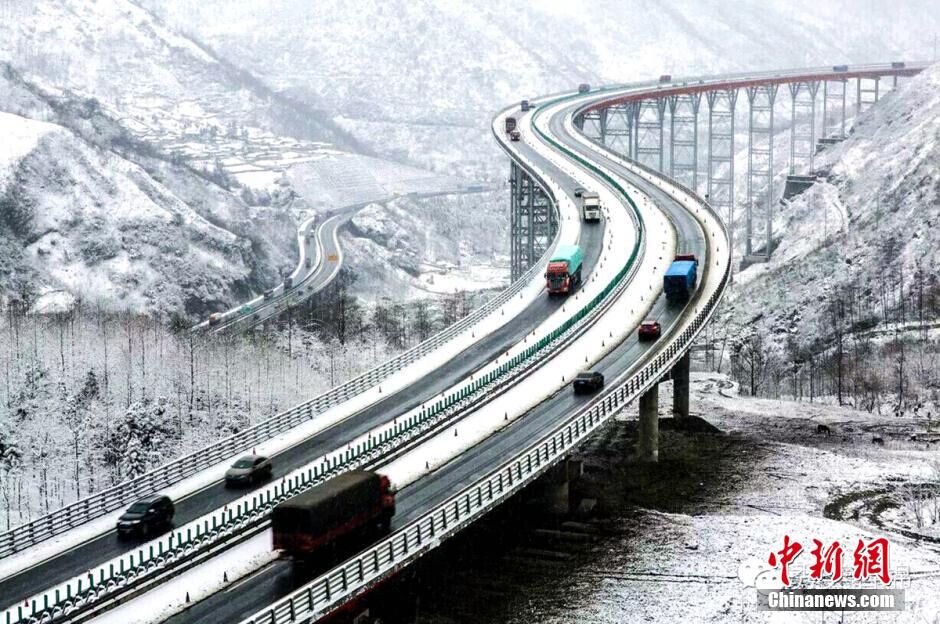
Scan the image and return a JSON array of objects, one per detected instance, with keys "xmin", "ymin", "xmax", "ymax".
[{"xmin": 0, "ymin": 172, "xmax": 561, "ymax": 562}]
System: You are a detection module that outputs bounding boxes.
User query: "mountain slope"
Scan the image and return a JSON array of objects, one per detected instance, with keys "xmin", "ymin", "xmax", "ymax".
[
  {"xmin": 145, "ymin": 0, "xmax": 940, "ymax": 177},
  {"xmin": 0, "ymin": 0, "xmax": 358, "ymax": 152},
  {"xmin": 719, "ymin": 63, "xmax": 940, "ymax": 353},
  {"xmin": 0, "ymin": 109, "xmax": 284, "ymax": 314}
]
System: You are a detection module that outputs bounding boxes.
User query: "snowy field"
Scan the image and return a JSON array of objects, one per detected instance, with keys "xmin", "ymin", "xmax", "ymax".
[{"xmin": 407, "ymin": 371, "xmax": 940, "ymax": 624}]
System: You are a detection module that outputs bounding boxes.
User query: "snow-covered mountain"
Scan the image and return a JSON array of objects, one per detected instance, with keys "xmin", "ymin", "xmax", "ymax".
[
  {"xmin": 720, "ymin": 63, "xmax": 940, "ymax": 354},
  {"xmin": 342, "ymin": 191, "xmax": 509, "ymax": 300},
  {"xmin": 0, "ymin": 0, "xmax": 476, "ymax": 311},
  {"xmin": 2, "ymin": 0, "xmax": 938, "ymax": 311},
  {"xmin": 145, "ymin": 0, "xmax": 940, "ymax": 178},
  {"xmin": 0, "ymin": 63, "xmax": 299, "ymax": 315}
]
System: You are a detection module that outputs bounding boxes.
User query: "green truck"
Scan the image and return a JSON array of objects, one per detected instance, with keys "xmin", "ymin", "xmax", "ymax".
[{"xmin": 545, "ymin": 244, "xmax": 584, "ymax": 295}]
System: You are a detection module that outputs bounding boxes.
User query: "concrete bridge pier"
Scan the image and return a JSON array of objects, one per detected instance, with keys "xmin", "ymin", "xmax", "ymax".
[
  {"xmin": 637, "ymin": 384, "xmax": 660, "ymax": 462},
  {"xmin": 672, "ymin": 351, "xmax": 690, "ymax": 419},
  {"xmin": 541, "ymin": 458, "xmax": 583, "ymax": 514}
]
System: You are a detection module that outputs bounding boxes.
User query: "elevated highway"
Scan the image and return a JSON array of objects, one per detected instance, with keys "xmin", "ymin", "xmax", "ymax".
[
  {"xmin": 229, "ymin": 62, "xmax": 925, "ymax": 624},
  {"xmin": 1, "ymin": 62, "xmax": 927, "ymax": 624}
]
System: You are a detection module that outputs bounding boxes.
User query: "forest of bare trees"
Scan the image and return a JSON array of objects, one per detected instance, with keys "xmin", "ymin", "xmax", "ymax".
[
  {"xmin": 726, "ymin": 271, "xmax": 940, "ymax": 425},
  {"xmin": 0, "ymin": 272, "xmax": 482, "ymax": 529}
]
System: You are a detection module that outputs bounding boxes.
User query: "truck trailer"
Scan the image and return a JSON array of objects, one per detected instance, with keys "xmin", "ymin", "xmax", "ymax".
[
  {"xmin": 663, "ymin": 254, "xmax": 698, "ymax": 302},
  {"xmin": 580, "ymin": 191, "xmax": 601, "ymax": 222},
  {"xmin": 272, "ymin": 470, "xmax": 395, "ymax": 563},
  {"xmin": 546, "ymin": 244, "xmax": 584, "ymax": 295}
]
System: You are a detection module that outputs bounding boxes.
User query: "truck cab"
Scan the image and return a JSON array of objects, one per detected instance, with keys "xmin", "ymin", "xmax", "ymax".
[
  {"xmin": 546, "ymin": 244, "xmax": 584, "ymax": 295},
  {"xmin": 580, "ymin": 192, "xmax": 601, "ymax": 222}
]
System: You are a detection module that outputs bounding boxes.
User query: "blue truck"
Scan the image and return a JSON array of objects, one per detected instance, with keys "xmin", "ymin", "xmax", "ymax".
[{"xmin": 663, "ymin": 254, "xmax": 698, "ymax": 302}]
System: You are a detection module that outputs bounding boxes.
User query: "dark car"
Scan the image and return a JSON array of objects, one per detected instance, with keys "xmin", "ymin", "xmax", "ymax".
[
  {"xmin": 116, "ymin": 495, "xmax": 174, "ymax": 538},
  {"xmin": 573, "ymin": 371, "xmax": 604, "ymax": 394},
  {"xmin": 638, "ymin": 320, "xmax": 662, "ymax": 341},
  {"xmin": 573, "ymin": 187, "xmax": 585, "ymax": 198},
  {"xmin": 263, "ymin": 288, "xmax": 275, "ymax": 300},
  {"xmin": 509, "ymin": 130, "xmax": 521, "ymax": 141},
  {"xmin": 225, "ymin": 455, "xmax": 273, "ymax": 486}
]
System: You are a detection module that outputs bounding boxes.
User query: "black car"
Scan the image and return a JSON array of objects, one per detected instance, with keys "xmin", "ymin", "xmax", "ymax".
[
  {"xmin": 225, "ymin": 455, "xmax": 273, "ymax": 486},
  {"xmin": 116, "ymin": 495, "xmax": 174, "ymax": 538},
  {"xmin": 573, "ymin": 371, "xmax": 604, "ymax": 394},
  {"xmin": 573, "ymin": 187, "xmax": 585, "ymax": 198}
]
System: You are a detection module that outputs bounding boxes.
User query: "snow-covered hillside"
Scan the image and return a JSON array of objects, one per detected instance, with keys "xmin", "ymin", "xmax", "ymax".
[
  {"xmin": 0, "ymin": 0, "xmax": 357, "ymax": 151},
  {"xmin": 721, "ymin": 63, "xmax": 940, "ymax": 352},
  {"xmin": 0, "ymin": 0, "xmax": 484, "ymax": 309},
  {"xmin": 145, "ymin": 0, "xmax": 940, "ymax": 178},
  {"xmin": 0, "ymin": 109, "xmax": 283, "ymax": 314},
  {"xmin": 3, "ymin": 0, "xmax": 937, "ymax": 310},
  {"xmin": 342, "ymin": 191, "xmax": 509, "ymax": 300}
]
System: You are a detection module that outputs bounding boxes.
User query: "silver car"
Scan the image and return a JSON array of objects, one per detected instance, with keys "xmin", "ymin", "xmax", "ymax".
[{"xmin": 224, "ymin": 455, "xmax": 273, "ymax": 486}]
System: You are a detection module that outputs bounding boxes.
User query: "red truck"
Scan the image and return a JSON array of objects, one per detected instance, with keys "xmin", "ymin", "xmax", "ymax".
[
  {"xmin": 272, "ymin": 470, "xmax": 395, "ymax": 563},
  {"xmin": 545, "ymin": 244, "xmax": 584, "ymax": 295}
]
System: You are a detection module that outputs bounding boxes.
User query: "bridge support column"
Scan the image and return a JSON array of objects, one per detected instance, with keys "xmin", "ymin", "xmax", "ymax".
[
  {"xmin": 668, "ymin": 93, "xmax": 701, "ymax": 191},
  {"xmin": 672, "ymin": 352, "xmax": 690, "ymax": 419},
  {"xmin": 633, "ymin": 98, "xmax": 666, "ymax": 172},
  {"xmin": 637, "ymin": 384, "xmax": 659, "ymax": 462},
  {"xmin": 541, "ymin": 458, "xmax": 583, "ymax": 514},
  {"xmin": 745, "ymin": 84, "xmax": 778, "ymax": 261},
  {"xmin": 706, "ymin": 89, "xmax": 737, "ymax": 268},
  {"xmin": 788, "ymin": 81, "xmax": 819, "ymax": 175},
  {"xmin": 822, "ymin": 78, "xmax": 848, "ymax": 140},
  {"xmin": 510, "ymin": 162, "xmax": 557, "ymax": 281},
  {"xmin": 604, "ymin": 103, "xmax": 635, "ymax": 158},
  {"xmin": 580, "ymin": 108, "xmax": 606, "ymax": 144},
  {"xmin": 856, "ymin": 77, "xmax": 881, "ymax": 114}
]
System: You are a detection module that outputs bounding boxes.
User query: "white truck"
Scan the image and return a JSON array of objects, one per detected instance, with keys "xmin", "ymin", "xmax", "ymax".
[{"xmin": 580, "ymin": 191, "xmax": 601, "ymax": 222}]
